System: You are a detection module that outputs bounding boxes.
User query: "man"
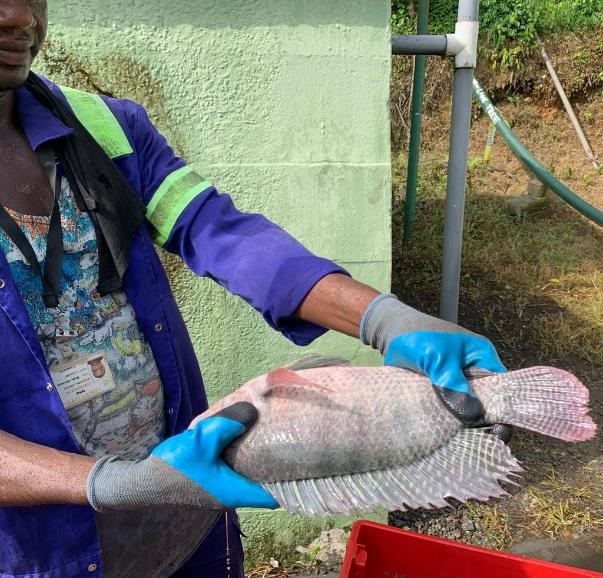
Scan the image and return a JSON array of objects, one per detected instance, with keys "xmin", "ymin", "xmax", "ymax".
[{"xmin": 0, "ymin": 1, "xmax": 507, "ymax": 577}]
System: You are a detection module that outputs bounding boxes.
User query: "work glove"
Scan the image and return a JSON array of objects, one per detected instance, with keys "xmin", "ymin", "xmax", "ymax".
[
  {"xmin": 87, "ymin": 402, "xmax": 278, "ymax": 512},
  {"xmin": 361, "ymin": 294, "xmax": 511, "ymax": 439}
]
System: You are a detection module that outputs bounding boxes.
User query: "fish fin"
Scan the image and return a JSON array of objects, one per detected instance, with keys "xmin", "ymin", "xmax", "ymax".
[
  {"xmin": 464, "ymin": 365, "xmax": 495, "ymax": 379},
  {"xmin": 262, "ymin": 429, "xmax": 522, "ymax": 517},
  {"xmin": 283, "ymin": 354, "xmax": 351, "ymax": 371},
  {"xmin": 265, "ymin": 368, "xmax": 335, "ymax": 395},
  {"xmin": 490, "ymin": 367, "xmax": 596, "ymax": 442}
]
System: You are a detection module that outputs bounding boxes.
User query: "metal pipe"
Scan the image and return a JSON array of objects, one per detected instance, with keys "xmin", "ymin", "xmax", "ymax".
[
  {"xmin": 458, "ymin": 0, "xmax": 478, "ymax": 18},
  {"xmin": 439, "ymin": 68, "xmax": 474, "ymax": 322},
  {"xmin": 403, "ymin": 0, "xmax": 430, "ymax": 244},
  {"xmin": 391, "ymin": 34, "xmax": 447, "ymax": 55},
  {"xmin": 439, "ymin": 0, "xmax": 479, "ymax": 323}
]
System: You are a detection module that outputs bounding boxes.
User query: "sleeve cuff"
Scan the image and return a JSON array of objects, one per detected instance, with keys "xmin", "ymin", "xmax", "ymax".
[{"xmin": 263, "ymin": 256, "xmax": 350, "ymax": 346}]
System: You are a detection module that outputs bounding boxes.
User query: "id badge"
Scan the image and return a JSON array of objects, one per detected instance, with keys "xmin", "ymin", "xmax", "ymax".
[{"xmin": 50, "ymin": 352, "xmax": 117, "ymax": 410}]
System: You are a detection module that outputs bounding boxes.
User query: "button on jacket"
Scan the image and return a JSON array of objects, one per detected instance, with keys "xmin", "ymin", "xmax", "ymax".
[{"xmin": 0, "ymin": 79, "xmax": 346, "ymax": 577}]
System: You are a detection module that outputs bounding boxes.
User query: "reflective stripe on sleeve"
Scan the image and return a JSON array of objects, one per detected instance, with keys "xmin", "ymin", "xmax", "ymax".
[
  {"xmin": 146, "ymin": 166, "xmax": 213, "ymax": 246},
  {"xmin": 60, "ymin": 86, "xmax": 134, "ymax": 158}
]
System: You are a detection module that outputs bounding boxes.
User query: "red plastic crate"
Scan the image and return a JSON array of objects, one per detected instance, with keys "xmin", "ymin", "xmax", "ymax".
[{"xmin": 341, "ymin": 521, "xmax": 602, "ymax": 578}]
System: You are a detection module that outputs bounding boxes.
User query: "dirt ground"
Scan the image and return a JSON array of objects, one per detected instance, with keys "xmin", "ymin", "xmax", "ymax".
[
  {"xmin": 398, "ymin": 91, "xmax": 603, "ymax": 470},
  {"xmin": 400, "ymin": 61, "xmax": 602, "ymax": 444},
  {"xmin": 253, "ymin": 92, "xmax": 603, "ymax": 578}
]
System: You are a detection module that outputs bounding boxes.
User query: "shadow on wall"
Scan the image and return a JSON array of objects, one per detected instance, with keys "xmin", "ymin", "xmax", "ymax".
[{"xmin": 48, "ymin": 0, "xmax": 389, "ymax": 29}]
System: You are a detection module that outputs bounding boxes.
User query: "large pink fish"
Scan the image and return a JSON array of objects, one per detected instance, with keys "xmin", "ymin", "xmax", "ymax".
[{"xmin": 193, "ymin": 356, "xmax": 596, "ymax": 516}]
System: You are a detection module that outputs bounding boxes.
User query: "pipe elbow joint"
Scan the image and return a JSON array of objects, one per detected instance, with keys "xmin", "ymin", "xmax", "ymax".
[{"xmin": 446, "ymin": 20, "xmax": 479, "ymax": 69}]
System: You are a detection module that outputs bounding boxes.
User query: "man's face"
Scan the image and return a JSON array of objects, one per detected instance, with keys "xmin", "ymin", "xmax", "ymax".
[
  {"xmin": 0, "ymin": 1, "xmax": 47, "ymax": 91},
  {"xmin": 90, "ymin": 360, "xmax": 106, "ymax": 379}
]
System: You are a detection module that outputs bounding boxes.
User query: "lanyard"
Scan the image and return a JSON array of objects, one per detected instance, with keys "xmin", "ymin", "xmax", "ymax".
[{"xmin": 0, "ymin": 148, "xmax": 64, "ymax": 308}]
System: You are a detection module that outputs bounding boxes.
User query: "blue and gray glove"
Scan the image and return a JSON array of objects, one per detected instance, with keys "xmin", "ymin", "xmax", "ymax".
[
  {"xmin": 87, "ymin": 402, "xmax": 278, "ymax": 512},
  {"xmin": 361, "ymin": 293, "xmax": 509, "ymax": 435}
]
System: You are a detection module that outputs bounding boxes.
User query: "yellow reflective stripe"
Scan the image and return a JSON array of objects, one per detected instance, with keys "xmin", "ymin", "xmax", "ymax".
[
  {"xmin": 60, "ymin": 86, "xmax": 133, "ymax": 158},
  {"xmin": 146, "ymin": 166, "xmax": 213, "ymax": 246}
]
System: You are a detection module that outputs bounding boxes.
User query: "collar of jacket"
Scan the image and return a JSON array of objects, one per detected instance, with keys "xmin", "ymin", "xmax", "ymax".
[{"xmin": 20, "ymin": 73, "xmax": 147, "ymax": 295}]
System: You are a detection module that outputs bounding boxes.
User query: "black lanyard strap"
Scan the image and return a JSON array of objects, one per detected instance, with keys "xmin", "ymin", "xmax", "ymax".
[
  {"xmin": 25, "ymin": 73, "xmax": 147, "ymax": 296},
  {"xmin": 0, "ymin": 190, "xmax": 63, "ymax": 308}
]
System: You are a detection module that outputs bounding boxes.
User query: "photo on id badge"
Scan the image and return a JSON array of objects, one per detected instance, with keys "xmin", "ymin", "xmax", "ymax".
[{"xmin": 50, "ymin": 352, "xmax": 117, "ymax": 410}]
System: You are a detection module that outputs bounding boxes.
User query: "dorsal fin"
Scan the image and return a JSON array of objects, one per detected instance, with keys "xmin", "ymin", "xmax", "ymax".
[
  {"xmin": 264, "ymin": 368, "xmax": 335, "ymax": 396},
  {"xmin": 283, "ymin": 354, "xmax": 350, "ymax": 371}
]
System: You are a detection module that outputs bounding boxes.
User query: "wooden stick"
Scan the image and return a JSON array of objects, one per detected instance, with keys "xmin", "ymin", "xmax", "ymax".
[{"xmin": 538, "ymin": 35, "xmax": 599, "ymax": 169}]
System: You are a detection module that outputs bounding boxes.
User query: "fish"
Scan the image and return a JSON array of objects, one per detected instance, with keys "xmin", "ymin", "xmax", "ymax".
[{"xmin": 193, "ymin": 355, "xmax": 596, "ymax": 517}]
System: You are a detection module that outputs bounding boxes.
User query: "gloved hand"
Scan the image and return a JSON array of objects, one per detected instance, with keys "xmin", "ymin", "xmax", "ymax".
[
  {"xmin": 87, "ymin": 402, "xmax": 278, "ymax": 512},
  {"xmin": 360, "ymin": 293, "xmax": 509, "ymax": 432}
]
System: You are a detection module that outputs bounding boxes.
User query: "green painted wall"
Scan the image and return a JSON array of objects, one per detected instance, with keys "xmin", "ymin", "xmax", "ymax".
[{"xmin": 38, "ymin": 0, "xmax": 391, "ymax": 565}]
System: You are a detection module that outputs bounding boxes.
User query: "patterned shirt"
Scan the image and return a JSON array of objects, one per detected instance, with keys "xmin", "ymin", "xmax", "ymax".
[
  {"xmin": 0, "ymin": 177, "xmax": 165, "ymax": 459},
  {"xmin": 0, "ymin": 178, "xmax": 215, "ymax": 577}
]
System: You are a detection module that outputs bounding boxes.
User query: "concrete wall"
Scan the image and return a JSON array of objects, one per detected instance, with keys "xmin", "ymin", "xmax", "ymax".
[{"xmin": 38, "ymin": 0, "xmax": 391, "ymax": 565}]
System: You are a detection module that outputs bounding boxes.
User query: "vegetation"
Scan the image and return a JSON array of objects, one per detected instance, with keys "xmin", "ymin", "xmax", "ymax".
[
  {"xmin": 390, "ymin": 7, "xmax": 602, "ymax": 546},
  {"xmin": 391, "ymin": 0, "xmax": 603, "ymax": 72},
  {"xmin": 391, "ymin": 148, "xmax": 603, "ymax": 372},
  {"xmin": 531, "ymin": 0, "xmax": 603, "ymax": 32},
  {"xmin": 479, "ymin": 0, "xmax": 538, "ymax": 72},
  {"xmin": 467, "ymin": 465, "xmax": 603, "ymax": 550},
  {"xmin": 392, "ymin": 0, "xmax": 603, "ymax": 35}
]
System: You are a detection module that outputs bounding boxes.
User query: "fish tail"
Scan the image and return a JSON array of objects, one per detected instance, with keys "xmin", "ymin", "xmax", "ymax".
[{"xmin": 486, "ymin": 367, "xmax": 596, "ymax": 442}]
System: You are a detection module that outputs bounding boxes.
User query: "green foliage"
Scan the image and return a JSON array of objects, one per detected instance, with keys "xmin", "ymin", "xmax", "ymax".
[
  {"xmin": 391, "ymin": 0, "xmax": 603, "ymax": 71},
  {"xmin": 531, "ymin": 0, "xmax": 603, "ymax": 32},
  {"xmin": 391, "ymin": 1, "xmax": 456, "ymax": 34},
  {"xmin": 391, "ymin": 1, "xmax": 414, "ymax": 34},
  {"xmin": 425, "ymin": 0, "xmax": 457, "ymax": 33},
  {"xmin": 479, "ymin": 0, "xmax": 538, "ymax": 72}
]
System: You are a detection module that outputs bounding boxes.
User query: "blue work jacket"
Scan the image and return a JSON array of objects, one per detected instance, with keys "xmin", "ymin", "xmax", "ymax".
[{"xmin": 0, "ymin": 79, "xmax": 346, "ymax": 577}]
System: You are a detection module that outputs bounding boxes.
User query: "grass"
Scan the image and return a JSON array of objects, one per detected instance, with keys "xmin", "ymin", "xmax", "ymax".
[
  {"xmin": 245, "ymin": 548, "xmax": 326, "ymax": 577},
  {"xmin": 465, "ymin": 465, "xmax": 603, "ymax": 549},
  {"xmin": 525, "ymin": 466, "xmax": 603, "ymax": 538},
  {"xmin": 246, "ymin": 565, "xmax": 294, "ymax": 578},
  {"xmin": 466, "ymin": 504, "xmax": 513, "ymax": 550},
  {"xmin": 392, "ymin": 150, "xmax": 603, "ymax": 371},
  {"xmin": 527, "ymin": 494, "xmax": 602, "ymax": 538}
]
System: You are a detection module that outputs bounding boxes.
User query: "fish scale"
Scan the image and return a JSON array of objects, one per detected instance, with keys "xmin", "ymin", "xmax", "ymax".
[
  {"xmin": 222, "ymin": 366, "xmax": 460, "ymax": 481},
  {"xmin": 196, "ymin": 358, "xmax": 596, "ymax": 516}
]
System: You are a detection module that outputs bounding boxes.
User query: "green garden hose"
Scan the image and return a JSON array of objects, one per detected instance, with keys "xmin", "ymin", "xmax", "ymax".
[{"xmin": 472, "ymin": 79, "xmax": 603, "ymax": 226}]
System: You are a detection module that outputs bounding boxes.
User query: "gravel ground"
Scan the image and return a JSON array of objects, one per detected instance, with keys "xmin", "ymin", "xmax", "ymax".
[{"xmin": 389, "ymin": 507, "xmax": 490, "ymax": 547}]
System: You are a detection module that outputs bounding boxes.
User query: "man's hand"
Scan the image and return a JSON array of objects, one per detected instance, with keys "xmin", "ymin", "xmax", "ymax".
[
  {"xmin": 87, "ymin": 402, "xmax": 278, "ymax": 512},
  {"xmin": 294, "ymin": 276, "xmax": 509, "ymax": 437},
  {"xmin": 361, "ymin": 294, "xmax": 507, "ymax": 427}
]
